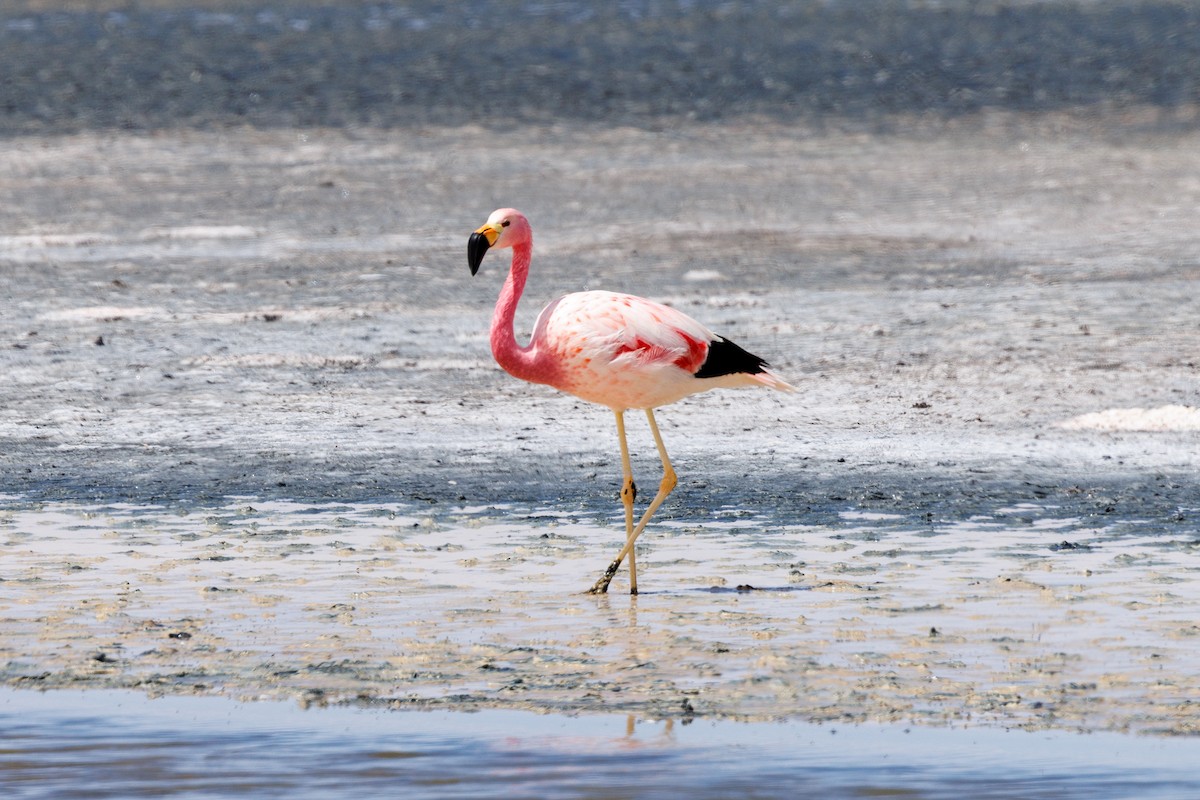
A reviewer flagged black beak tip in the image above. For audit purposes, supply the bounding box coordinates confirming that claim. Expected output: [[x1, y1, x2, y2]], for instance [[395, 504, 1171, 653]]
[[468, 232, 490, 276]]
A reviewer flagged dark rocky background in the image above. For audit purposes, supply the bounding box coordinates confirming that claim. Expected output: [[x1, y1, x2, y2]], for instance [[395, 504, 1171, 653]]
[[1, 1, 1198, 135]]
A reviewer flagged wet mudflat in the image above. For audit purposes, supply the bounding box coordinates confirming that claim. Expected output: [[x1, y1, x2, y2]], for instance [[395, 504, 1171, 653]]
[[2, 494, 1200, 738], [1, 120, 1199, 743], [2, 2, 1200, 795], [1, 116, 1198, 795]]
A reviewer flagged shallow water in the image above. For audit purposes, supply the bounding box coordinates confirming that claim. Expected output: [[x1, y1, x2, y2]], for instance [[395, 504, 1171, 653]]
[[3, 687, 1199, 800], [2, 497, 1199, 736]]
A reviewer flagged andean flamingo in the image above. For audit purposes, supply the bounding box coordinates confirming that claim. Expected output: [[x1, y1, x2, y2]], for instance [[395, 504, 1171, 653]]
[[468, 208, 793, 594]]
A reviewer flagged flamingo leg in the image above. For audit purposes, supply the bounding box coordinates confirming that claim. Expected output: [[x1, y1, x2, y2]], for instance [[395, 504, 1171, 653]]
[[588, 409, 677, 595], [588, 410, 638, 594], [615, 410, 638, 594]]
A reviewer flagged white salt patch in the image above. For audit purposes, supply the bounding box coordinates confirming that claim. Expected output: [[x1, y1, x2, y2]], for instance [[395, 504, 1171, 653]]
[[38, 305, 165, 322], [376, 357, 490, 371], [0, 233, 116, 247], [193, 307, 376, 325], [182, 354, 363, 368], [683, 269, 725, 282], [139, 226, 259, 240], [1060, 405, 1200, 432]]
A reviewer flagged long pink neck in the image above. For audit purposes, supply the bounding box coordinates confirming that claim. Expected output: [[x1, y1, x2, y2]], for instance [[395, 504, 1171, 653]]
[[490, 242, 553, 385]]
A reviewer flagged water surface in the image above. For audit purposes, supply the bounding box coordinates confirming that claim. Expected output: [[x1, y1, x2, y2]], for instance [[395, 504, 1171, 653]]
[[3, 687, 1198, 799]]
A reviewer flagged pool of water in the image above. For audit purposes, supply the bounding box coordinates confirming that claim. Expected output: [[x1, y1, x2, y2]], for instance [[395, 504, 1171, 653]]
[[2, 687, 1197, 799]]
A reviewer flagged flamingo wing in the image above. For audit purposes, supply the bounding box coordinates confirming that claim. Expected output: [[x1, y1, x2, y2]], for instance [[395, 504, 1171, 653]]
[[538, 291, 711, 372], [606, 295, 714, 374], [560, 292, 777, 381]]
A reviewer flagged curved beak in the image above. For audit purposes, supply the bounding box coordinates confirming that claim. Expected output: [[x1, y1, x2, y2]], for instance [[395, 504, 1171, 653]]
[[468, 223, 500, 276]]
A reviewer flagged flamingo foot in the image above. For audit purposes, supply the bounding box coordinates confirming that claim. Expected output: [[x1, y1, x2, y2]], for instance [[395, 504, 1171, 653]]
[[586, 560, 622, 594]]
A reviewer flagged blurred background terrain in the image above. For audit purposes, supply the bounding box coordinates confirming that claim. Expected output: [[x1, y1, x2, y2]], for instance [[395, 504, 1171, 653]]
[[1, 0, 1198, 134]]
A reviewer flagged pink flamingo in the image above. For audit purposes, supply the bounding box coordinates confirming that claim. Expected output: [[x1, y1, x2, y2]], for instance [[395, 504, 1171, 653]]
[[468, 208, 793, 594]]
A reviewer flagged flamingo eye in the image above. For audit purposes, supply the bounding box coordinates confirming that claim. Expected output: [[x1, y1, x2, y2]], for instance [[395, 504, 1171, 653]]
[[501, 220, 510, 228]]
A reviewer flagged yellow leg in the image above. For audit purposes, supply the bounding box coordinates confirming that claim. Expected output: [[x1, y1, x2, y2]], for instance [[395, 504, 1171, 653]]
[[589, 410, 637, 594], [616, 410, 639, 593], [588, 409, 677, 595]]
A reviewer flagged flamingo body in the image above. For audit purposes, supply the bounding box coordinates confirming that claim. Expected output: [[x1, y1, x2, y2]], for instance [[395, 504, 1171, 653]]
[[468, 208, 792, 593], [518, 289, 788, 411]]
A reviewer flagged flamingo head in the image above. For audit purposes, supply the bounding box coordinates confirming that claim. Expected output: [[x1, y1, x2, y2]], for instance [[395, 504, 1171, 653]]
[[468, 208, 531, 275]]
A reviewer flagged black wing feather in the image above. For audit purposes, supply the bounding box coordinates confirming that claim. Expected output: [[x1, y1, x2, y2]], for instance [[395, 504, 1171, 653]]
[[694, 337, 769, 379]]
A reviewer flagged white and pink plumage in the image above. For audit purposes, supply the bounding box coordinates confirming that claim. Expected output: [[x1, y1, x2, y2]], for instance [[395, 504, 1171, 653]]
[[468, 208, 793, 594]]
